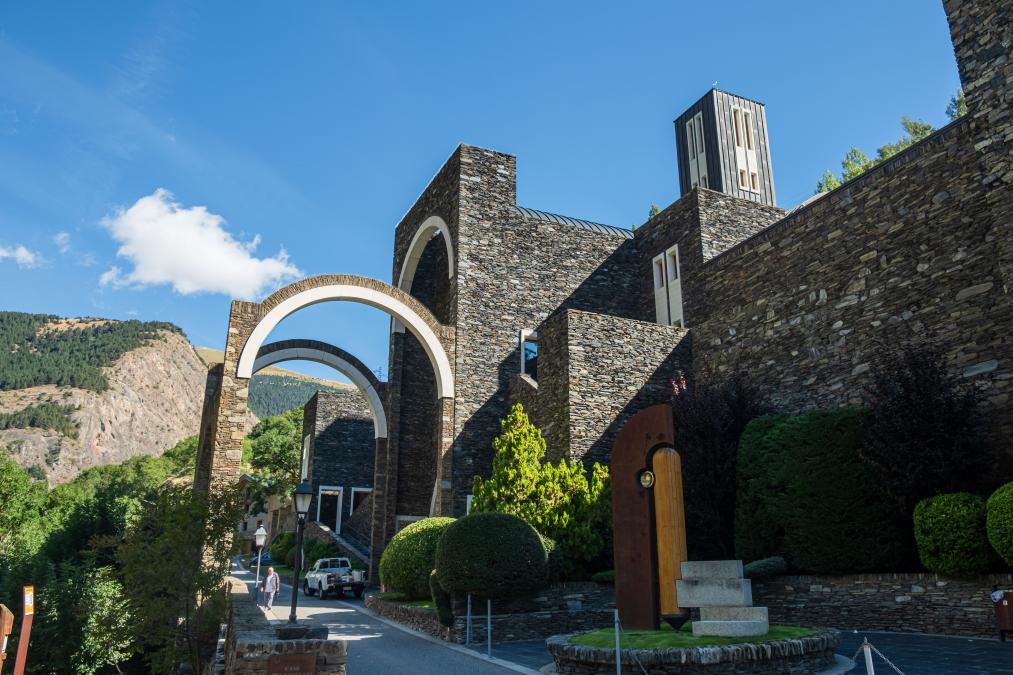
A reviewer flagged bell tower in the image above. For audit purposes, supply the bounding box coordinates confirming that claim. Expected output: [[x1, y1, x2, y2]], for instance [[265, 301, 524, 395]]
[[674, 88, 777, 207]]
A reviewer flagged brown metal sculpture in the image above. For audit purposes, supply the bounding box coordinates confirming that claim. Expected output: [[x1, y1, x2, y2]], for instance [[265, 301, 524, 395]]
[[611, 404, 689, 630]]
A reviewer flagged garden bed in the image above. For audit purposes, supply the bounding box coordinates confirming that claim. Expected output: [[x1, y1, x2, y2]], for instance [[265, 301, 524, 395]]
[[547, 625, 840, 675]]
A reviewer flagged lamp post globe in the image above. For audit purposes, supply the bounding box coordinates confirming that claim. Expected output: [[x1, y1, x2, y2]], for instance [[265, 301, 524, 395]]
[[254, 526, 267, 550], [289, 480, 314, 624]]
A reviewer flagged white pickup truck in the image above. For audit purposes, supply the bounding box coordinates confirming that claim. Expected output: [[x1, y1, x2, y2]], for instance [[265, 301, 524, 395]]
[[302, 557, 365, 599]]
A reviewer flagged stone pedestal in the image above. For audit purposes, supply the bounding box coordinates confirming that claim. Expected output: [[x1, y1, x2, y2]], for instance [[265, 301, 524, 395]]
[[676, 560, 769, 637]]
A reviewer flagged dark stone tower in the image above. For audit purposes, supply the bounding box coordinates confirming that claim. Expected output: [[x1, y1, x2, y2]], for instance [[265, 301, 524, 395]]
[[674, 89, 777, 206]]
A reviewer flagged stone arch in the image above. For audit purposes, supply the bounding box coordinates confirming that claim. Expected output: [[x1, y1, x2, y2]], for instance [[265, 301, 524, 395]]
[[397, 214, 454, 291], [254, 339, 388, 438], [237, 274, 454, 399], [393, 215, 454, 333]]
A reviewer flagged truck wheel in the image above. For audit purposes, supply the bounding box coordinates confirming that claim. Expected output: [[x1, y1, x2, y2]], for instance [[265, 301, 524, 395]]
[[319, 582, 328, 599], [303, 581, 314, 597]]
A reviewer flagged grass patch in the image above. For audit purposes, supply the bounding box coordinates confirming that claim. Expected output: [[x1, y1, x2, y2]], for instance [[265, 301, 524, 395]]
[[570, 623, 815, 649], [373, 591, 433, 608]]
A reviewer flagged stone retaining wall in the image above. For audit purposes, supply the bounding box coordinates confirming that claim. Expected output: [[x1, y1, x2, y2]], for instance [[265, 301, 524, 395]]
[[546, 630, 839, 675], [753, 573, 1013, 638], [222, 576, 346, 674], [364, 594, 455, 641]]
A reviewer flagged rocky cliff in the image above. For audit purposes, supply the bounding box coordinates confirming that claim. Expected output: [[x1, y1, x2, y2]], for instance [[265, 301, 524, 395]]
[[0, 329, 206, 485]]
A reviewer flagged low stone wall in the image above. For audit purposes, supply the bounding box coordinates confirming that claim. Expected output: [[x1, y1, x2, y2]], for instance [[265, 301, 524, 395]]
[[364, 594, 455, 642], [753, 573, 1013, 638], [450, 583, 617, 643], [222, 576, 347, 674], [547, 630, 840, 675]]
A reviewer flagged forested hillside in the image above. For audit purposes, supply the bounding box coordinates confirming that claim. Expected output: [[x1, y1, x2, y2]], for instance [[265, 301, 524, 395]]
[[0, 312, 181, 391], [248, 374, 351, 418]]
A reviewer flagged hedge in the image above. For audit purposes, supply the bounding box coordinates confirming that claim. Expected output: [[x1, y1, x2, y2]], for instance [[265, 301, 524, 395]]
[[379, 517, 455, 599], [743, 556, 787, 580], [914, 492, 995, 577], [735, 409, 909, 573], [270, 531, 295, 562], [987, 482, 1013, 567], [435, 512, 548, 599]]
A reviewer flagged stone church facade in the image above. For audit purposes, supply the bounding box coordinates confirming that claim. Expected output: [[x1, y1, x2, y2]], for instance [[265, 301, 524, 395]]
[[197, 0, 1012, 574]]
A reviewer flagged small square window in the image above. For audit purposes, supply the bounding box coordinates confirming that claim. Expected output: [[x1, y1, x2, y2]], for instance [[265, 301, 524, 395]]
[[750, 172, 759, 191], [739, 169, 748, 189], [700, 175, 708, 189]]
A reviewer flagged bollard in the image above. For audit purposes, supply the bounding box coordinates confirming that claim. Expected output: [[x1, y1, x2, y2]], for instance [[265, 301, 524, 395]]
[[466, 594, 472, 645], [486, 599, 492, 658], [614, 609, 622, 675], [863, 638, 876, 675]]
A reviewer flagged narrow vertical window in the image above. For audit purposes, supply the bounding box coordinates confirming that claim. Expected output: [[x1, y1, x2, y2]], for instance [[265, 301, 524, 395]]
[[696, 118, 704, 155], [653, 258, 665, 289], [687, 120, 696, 159], [733, 109, 743, 147], [739, 169, 748, 189], [744, 111, 755, 150]]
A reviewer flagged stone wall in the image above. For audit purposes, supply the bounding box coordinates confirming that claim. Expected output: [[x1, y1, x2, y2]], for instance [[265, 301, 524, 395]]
[[222, 576, 346, 674], [450, 582, 616, 643], [547, 630, 839, 675], [689, 115, 1012, 445], [364, 594, 454, 642], [753, 572, 1013, 638], [304, 390, 375, 530], [516, 309, 689, 464]]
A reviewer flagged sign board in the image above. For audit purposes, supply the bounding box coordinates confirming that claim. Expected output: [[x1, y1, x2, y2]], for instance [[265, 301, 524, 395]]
[[21, 589, 33, 617], [266, 653, 315, 675]]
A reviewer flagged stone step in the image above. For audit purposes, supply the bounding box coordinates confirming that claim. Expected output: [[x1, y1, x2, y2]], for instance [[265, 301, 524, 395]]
[[680, 560, 744, 580], [692, 619, 770, 637], [676, 578, 753, 607], [699, 606, 768, 622]]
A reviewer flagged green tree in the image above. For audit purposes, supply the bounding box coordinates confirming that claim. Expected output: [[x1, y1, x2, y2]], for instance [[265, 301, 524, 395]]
[[471, 404, 610, 577], [118, 485, 241, 673], [648, 203, 660, 219], [946, 89, 967, 121], [0, 453, 46, 561]]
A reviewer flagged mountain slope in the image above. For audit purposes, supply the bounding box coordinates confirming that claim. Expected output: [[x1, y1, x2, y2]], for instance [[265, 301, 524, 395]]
[[0, 325, 206, 485]]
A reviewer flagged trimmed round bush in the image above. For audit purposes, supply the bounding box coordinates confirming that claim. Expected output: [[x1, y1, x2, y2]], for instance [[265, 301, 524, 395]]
[[987, 482, 1013, 568], [379, 517, 455, 599], [743, 556, 787, 580], [436, 512, 548, 599], [539, 534, 563, 584], [914, 492, 995, 577]]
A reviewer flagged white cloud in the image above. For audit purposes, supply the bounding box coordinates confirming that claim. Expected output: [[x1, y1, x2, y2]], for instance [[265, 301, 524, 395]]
[[0, 245, 41, 268], [99, 189, 301, 299], [53, 231, 71, 253]]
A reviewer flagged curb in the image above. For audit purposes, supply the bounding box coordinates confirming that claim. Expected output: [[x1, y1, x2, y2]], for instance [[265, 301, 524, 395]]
[[336, 599, 545, 675]]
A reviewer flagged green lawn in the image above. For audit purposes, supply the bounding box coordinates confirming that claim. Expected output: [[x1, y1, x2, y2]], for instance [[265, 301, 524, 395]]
[[372, 591, 434, 609], [570, 623, 815, 649]]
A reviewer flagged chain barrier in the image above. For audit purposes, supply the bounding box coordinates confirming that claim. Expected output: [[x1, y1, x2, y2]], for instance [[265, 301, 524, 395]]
[[850, 637, 906, 675]]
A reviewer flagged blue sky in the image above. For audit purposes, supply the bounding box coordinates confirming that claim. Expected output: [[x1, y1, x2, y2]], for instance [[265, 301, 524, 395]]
[[0, 1, 961, 382]]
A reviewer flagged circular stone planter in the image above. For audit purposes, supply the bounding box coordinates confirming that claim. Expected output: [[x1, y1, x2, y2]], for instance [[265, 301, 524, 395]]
[[546, 629, 840, 675]]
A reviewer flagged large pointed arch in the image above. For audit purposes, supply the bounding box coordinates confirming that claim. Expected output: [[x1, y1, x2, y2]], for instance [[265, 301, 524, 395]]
[[397, 215, 454, 291], [253, 339, 388, 438]]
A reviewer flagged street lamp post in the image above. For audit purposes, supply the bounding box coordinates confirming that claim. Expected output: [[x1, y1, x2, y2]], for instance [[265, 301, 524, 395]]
[[253, 526, 267, 605], [289, 480, 314, 625]]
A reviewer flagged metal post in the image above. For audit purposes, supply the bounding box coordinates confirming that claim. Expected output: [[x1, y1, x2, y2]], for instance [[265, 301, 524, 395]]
[[486, 599, 492, 658], [289, 516, 306, 624], [614, 609, 622, 675], [254, 546, 263, 605], [466, 594, 472, 645], [863, 638, 876, 675]]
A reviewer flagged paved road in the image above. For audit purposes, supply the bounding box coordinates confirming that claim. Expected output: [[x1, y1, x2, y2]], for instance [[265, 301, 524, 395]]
[[233, 565, 523, 675], [838, 631, 1013, 675]]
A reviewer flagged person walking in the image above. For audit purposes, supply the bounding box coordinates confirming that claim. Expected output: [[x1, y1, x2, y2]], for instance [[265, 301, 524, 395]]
[[262, 566, 281, 609]]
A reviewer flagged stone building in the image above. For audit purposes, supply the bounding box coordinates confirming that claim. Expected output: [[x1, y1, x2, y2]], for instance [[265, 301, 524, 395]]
[[196, 0, 1012, 574]]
